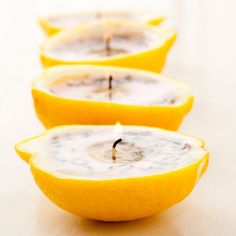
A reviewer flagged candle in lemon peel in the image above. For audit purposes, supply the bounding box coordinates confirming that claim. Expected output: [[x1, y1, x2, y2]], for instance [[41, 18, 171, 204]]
[[15, 125, 209, 221]]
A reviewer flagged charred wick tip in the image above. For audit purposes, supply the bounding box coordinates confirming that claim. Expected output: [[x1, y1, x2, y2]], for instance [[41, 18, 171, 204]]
[[112, 138, 122, 161], [108, 75, 113, 90], [112, 138, 122, 149]]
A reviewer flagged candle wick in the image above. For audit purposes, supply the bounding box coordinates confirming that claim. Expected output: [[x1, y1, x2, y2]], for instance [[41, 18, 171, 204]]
[[103, 32, 112, 55], [112, 138, 122, 161], [108, 74, 113, 101], [108, 75, 113, 90]]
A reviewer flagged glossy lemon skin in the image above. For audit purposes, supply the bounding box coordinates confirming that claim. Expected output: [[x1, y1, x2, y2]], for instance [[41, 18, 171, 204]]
[[32, 158, 208, 222], [15, 127, 209, 222]]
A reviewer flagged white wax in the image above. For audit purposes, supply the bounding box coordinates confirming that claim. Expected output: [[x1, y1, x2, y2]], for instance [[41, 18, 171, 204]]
[[29, 126, 206, 180], [47, 11, 135, 28], [44, 21, 159, 60], [44, 10, 159, 28], [48, 72, 178, 105]]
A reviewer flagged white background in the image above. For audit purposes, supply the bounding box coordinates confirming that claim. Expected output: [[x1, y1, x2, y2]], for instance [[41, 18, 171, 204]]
[[0, 0, 236, 235]]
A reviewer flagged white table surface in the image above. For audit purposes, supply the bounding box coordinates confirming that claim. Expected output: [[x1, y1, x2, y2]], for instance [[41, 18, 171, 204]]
[[0, 0, 236, 235]]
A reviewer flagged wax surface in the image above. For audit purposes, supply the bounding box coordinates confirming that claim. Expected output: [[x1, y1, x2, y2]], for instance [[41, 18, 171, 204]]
[[46, 22, 158, 60], [47, 12, 135, 27], [48, 72, 178, 105], [31, 126, 205, 180]]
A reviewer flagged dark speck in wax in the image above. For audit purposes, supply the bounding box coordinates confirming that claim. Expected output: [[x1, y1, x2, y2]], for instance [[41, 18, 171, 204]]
[[124, 75, 132, 81], [173, 141, 181, 145], [49, 88, 55, 93], [52, 135, 59, 140], [182, 143, 191, 150], [94, 77, 106, 83]]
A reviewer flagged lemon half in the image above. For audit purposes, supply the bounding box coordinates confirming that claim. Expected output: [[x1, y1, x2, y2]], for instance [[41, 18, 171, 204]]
[[15, 125, 208, 222], [32, 65, 193, 129], [40, 20, 176, 72]]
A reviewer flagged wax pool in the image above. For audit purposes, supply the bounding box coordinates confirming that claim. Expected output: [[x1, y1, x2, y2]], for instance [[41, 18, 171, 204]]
[[32, 65, 193, 129], [39, 11, 164, 37], [43, 10, 162, 29], [43, 21, 159, 60], [48, 72, 178, 105], [27, 126, 205, 180]]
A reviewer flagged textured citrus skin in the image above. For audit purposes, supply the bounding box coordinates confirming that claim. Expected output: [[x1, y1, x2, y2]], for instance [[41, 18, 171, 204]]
[[40, 25, 176, 73], [33, 88, 193, 130], [39, 15, 165, 36], [32, 65, 193, 129], [15, 127, 209, 222]]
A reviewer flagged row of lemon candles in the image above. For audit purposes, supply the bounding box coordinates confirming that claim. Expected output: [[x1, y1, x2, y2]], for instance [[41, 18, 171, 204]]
[[15, 10, 209, 222]]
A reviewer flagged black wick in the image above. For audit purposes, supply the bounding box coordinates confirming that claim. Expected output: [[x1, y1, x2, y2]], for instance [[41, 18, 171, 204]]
[[112, 138, 122, 161], [108, 74, 113, 101], [108, 75, 113, 90]]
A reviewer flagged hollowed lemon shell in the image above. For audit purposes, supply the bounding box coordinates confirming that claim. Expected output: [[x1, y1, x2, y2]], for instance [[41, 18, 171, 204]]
[[40, 22, 176, 73], [15, 126, 209, 222], [32, 65, 193, 130]]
